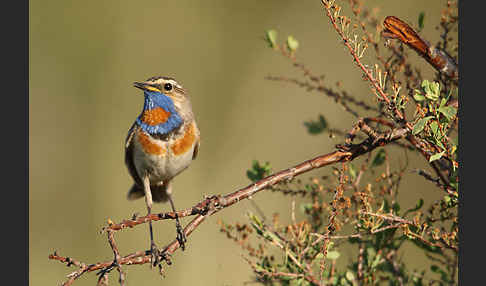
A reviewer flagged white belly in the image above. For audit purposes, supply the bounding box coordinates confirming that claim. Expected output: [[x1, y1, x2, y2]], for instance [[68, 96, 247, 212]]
[[132, 123, 198, 184]]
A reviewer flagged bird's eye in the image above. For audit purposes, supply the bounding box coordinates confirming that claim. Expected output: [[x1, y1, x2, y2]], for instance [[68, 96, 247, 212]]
[[164, 83, 173, 91]]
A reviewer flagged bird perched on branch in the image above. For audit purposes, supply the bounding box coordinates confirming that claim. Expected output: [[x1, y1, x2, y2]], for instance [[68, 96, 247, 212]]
[[124, 76, 200, 265]]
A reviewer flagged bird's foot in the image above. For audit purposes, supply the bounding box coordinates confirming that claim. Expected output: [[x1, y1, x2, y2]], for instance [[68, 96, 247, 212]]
[[150, 241, 161, 268], [175, 222, 187, 251]]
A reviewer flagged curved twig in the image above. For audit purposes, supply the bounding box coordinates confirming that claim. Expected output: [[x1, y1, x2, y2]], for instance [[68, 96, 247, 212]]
[[49, 124, 409, 285]]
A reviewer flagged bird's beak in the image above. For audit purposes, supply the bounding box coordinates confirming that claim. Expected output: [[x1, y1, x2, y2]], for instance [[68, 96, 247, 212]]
[[133, 82, 161, 93]]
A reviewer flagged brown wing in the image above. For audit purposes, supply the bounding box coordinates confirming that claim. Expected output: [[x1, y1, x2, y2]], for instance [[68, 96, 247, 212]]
[[192, 139, 200, 160], [125, 122, 143, 187]]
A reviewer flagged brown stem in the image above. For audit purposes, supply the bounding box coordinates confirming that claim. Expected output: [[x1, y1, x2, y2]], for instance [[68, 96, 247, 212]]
[[49, 125, 410, 284]]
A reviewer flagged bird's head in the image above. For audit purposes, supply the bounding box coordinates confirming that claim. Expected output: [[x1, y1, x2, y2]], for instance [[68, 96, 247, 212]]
[[134, 76, 188, 106], [134, 76, 190, 134]]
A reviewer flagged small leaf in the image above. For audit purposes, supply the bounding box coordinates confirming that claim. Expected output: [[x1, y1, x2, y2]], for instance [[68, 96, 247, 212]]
[[247, 160, 272, 182], [425, 81, 440, 101], [435, 140, 445, 151], [345, 271, 355, 282], [371, 254, 382, 269], [300, 203, 313, 214], [286, 35, 299, 52], [366, 247, 376, 262], [430, 81, 440, 95], [429, 151, 445, 162], [326, 251, 340, 260], [412, 116, 433, 135], [438, 105, 457, 121], [392, 202, 401, 213], [418, 12, 425, 30], [440, 97, 447, 108], [404, 198, 424, 216], [413, 91, 426, 101], [421, 79, 430, 89], [315, 253, 324, 259], [253, 263, 266, 273], [348, 164, 357, 181], [279, 275, 295, 281], [326, 241, 335, 252], [304, 115, 328, 134], [429, 121, 439, 138], [412, 198, 424, 211], [425, 91, 439, 101], [248, 212, 264, 229], [265, 29, 278, 48], [371, 149, 386, 168]]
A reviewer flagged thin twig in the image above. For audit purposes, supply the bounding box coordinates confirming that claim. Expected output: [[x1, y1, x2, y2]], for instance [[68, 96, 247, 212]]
[[50, 124, 410, 284]]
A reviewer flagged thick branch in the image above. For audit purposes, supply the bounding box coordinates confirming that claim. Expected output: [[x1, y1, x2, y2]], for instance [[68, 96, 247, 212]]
[[382, 16, 458, 80], [50, 125, 410, 283]]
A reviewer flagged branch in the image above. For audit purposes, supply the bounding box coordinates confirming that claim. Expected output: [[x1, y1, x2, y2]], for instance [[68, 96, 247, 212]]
[[382, 16, 458, 81], [49, 124, 410, 285], [321, 0, 410, 128]]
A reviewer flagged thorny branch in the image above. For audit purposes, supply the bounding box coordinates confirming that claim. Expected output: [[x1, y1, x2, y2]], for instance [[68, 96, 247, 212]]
[[321, 0, 457, 190], [321, 0, 409, 128], [50, 2, 458, 285], [49, 122, 410, 285]]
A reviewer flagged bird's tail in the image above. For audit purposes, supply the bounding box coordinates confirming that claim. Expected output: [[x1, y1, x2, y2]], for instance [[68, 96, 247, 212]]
[[127, 181, 172, 203]]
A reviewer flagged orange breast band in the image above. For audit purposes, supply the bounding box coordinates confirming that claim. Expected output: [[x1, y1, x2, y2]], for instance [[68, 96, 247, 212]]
[[137, 131, 166, 155], [171, 123, 196, 155], [140, 107, 171, 126]]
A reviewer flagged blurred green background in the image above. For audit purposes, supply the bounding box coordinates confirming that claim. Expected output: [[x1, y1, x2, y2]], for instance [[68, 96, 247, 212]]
[[30, 1, 448, 285]]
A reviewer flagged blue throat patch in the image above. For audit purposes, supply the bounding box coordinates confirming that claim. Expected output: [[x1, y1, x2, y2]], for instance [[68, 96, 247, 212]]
[[136, 91, 183, 135]]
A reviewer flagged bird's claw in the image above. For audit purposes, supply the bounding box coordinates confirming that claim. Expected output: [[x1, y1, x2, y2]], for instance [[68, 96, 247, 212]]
[[176, 224, 187, 251], [150, 242, 161, 268]]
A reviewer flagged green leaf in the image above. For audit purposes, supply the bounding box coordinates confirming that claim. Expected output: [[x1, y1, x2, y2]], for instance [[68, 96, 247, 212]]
[[286, 35, 299, 52], [304, 115, 328, 134], [315, 253, 324, 259], [421, 79, 430, 89], [413, 91, 426, 101], [438, 105, 457, 121], [429, 151, 445, 162], [403, 198, 424, 217], [247, 160, 272, 182], [248, 212, 265, 236], [371, 149, 386, 168], [444, 195, 451, 205], [421, 80, 440, 101], [418, 12, 425, 30], [366, 247, 376, 262], [253, 263, 266, 273], [412, 116, 433, 135], [371, 253, 382, 269], [429, 121, 439, 138], [326, 250, 340, 260], [430, 265, 450, 282], [426, 82, 440, 101], [439, 97, 447, 108], [345, 271, 355, 282], [348, 164, 357, 181], [392, 202, 401, 213], [300, 203, 313, 214], [326, 241, 335, 252], [411, 198, 424, 212], [265, 29, 278, 48], [279, 275, 295, 281]]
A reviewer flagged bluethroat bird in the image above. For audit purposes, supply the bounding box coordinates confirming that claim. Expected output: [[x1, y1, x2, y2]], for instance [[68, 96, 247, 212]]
[[125, 76, 200, 265]]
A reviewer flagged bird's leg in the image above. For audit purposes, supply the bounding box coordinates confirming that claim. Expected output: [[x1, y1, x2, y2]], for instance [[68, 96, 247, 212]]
[[143, 176, 159, 267], [167, 191, 187, 251]]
